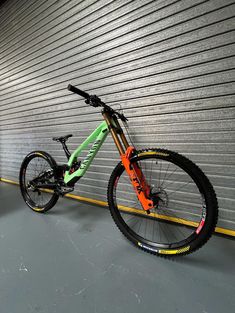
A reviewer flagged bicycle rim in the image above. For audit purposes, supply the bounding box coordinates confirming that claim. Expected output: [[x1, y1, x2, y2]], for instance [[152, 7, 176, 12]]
[[110, 152, 210, 251], [22, 155, 56, 209]]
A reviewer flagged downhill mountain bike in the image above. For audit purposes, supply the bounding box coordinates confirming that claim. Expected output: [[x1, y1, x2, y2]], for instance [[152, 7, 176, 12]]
[[19, 84, 218, 256]]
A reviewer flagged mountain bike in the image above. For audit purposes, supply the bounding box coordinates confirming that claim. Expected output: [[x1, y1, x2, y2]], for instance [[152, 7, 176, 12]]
[[19, 84, 218, 256]]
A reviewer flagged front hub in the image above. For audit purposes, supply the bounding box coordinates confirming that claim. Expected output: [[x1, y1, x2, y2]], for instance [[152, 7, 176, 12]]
[[150, 186, 169, 209]]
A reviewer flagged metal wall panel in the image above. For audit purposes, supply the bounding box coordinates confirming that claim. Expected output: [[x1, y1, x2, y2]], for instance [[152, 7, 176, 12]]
[[0, 0, 234, 230]]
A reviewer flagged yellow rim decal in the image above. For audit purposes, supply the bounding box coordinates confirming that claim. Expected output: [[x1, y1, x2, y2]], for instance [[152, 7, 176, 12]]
[[32, 207, 44, 212], [35, 152, 45, 157], [138, 152, 169, 157], [138, 242, 190, 254], [159, 246, 190, 255]]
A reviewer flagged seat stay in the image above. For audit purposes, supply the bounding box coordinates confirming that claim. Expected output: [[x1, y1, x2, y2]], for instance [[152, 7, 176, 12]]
[[64, 121, 109, 186]]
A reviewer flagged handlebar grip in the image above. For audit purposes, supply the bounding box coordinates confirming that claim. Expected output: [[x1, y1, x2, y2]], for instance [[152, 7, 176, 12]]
[[68, 84, 90, 99]]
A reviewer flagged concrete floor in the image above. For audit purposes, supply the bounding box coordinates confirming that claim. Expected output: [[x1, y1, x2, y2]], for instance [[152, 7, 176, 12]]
[[0, 182, 234, 313]]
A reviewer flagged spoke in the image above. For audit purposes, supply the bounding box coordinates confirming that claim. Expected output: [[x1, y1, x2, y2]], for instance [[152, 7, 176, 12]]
[[39, 158, 44, 174], [152, 218, 155, 241], [160, 221, 171, 243], [148, 159, 154, 185], [41, 192, 44, 207], [159, 216, 181, 244], [115, 155, 202, 247], [157, 206, 193, 239], [163, 177, 190, 194], [32, 191, 36, 204], [156, 206, 187, 240], [137, 216, 142, 234], [34, 161, 37, 178], [24, 156, 54, 208], [144, 216, 148, 239], [126, 215, 141, 230], [42, 160, 48, 173], [160, 162, 171, 187], [160, 166, 178, 189], [167, 180, 192, 197], [158, 160, 162, 186]]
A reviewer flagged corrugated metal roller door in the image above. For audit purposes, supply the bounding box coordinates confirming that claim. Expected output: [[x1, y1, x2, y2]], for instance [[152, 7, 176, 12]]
[[0, 0, 234, 230]]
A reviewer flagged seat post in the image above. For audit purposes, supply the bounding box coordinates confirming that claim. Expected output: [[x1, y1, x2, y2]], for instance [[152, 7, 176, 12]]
[[52, 134, 73, 160], [61, 141, 71, 160]]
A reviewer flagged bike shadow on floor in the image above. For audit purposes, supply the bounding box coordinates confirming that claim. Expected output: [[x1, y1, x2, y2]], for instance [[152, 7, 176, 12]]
[[48, 195, 109, 223]]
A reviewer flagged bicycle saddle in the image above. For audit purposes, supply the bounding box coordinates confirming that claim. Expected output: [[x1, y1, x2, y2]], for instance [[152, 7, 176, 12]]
[[52, 134, 73, 143]]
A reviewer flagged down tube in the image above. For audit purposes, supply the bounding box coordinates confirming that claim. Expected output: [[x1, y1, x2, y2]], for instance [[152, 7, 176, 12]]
[[64, 121, 109, 185]]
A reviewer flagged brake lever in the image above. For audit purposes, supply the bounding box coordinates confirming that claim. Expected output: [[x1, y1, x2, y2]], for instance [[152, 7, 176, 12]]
[[85, 95, 102, 107], [117, 112, 128, 122], [85, 95, 127, 121]]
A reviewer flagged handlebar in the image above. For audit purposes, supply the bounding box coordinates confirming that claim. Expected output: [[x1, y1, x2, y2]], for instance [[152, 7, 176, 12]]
[[68, 84, 89, 99], [67, 84, 127, 122]]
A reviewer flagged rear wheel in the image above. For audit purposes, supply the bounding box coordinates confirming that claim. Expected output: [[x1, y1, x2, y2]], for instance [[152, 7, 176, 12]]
[[19, 151, 59, 213], [108, 149, 218, 256]]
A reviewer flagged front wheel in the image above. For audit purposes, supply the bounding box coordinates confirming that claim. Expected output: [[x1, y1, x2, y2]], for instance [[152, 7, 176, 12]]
[[108, 149, 218, 256], [19, 151, 59, 213]]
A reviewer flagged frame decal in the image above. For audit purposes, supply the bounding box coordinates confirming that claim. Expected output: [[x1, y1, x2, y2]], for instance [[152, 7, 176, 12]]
[[64, 121, 109, 184]]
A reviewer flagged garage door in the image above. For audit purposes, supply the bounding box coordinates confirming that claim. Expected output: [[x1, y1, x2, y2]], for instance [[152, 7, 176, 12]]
[[0, 0, 234, 231]]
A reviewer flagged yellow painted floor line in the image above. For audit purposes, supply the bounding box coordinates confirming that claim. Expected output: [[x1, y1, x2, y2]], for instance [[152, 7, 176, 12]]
[[65, 192, 108, 207], [1, 177, 235, 237], [0, 177, 19, 185], [214, 227, 235, 237]]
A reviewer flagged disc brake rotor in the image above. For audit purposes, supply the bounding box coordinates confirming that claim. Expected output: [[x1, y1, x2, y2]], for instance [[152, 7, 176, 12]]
[[150, 186, 169, 208]]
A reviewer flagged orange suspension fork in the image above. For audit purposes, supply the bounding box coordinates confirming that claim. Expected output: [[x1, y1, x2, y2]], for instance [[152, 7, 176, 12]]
[[121, 147, 154, 211], [103, 112, 154, 211]]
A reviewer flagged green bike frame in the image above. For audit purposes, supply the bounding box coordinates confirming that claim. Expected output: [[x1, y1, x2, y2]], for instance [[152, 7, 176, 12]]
[[64, 121, 109, 185]]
